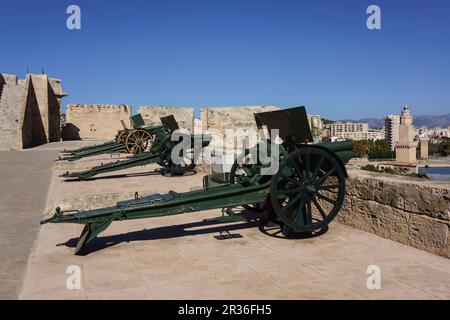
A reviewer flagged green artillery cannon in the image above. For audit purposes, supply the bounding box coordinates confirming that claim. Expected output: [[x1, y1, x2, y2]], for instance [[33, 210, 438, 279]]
[[59, 114, 164, 161], [61, 115, 212, 180], [42, 106, 353, 254]]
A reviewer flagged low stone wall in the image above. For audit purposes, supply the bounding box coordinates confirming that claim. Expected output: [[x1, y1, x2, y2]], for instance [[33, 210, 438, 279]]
[[138, 106, 194, 132], [64, 104, 131, 140], [200, 106, 280, 147], [200, 106, 279, 132], [340, 169, 450, 258]]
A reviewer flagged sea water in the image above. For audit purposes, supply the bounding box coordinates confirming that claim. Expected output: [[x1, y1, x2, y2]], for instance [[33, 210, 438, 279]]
[[418, 167, 450, 181]]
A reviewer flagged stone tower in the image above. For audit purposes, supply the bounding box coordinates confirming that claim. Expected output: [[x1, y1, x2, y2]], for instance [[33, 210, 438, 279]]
[[0, 73, 67, 151], [419, 138, 429, 159], [395, 106, 417, 164]]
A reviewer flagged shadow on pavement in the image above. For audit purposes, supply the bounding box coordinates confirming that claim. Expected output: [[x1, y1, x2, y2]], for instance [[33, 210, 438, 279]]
[[60, 213, 260, 255], [58, 207, 329, 255]]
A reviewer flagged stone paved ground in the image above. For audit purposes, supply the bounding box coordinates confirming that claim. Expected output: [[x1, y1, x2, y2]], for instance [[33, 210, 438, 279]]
[[17, 142, 450, 299], [0, 150, 57, 299]]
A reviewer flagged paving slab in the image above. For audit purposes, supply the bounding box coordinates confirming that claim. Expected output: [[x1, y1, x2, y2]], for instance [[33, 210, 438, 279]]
[[0, 150, 57, 299]]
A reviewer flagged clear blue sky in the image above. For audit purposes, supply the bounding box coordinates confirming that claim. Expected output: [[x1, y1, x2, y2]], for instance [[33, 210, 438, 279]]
[[1, 0, 449, 119]]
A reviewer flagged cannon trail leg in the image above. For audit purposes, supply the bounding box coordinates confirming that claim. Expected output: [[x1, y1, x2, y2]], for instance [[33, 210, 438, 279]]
[[75, 224, 91, 255], [74, 216, 117, 254]]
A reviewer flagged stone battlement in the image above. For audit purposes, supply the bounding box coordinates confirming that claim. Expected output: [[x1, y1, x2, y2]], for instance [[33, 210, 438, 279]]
[[67, 104, 131, 112], [138, 106, 194, 132], [340, 168, 450, 258], [0, 73, 66, 151], [200, 105, 279, 132], [64, 104, 131, 140]]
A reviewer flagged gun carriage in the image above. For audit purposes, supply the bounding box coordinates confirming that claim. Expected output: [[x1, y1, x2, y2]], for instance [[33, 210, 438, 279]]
[[42, 106, 353, 254], [61, 115, 212, 180], [59, 114, 164, 161]]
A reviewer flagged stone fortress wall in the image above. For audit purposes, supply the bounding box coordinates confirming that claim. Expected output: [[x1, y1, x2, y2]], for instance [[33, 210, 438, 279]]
[[0, 73, 66, 151], [64, 104, 131, 140], [341, 169, 449, 258], [0, 74, 26, 151], [199, 106, 280, 172], [200, 105, 280, 146], [61, 105, 277, 142], [138, 106, 194, 132], [62, 105, 195, 141], [47, 78, 65, 142]]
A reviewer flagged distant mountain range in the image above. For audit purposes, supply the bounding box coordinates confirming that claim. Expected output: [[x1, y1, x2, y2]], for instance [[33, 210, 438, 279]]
[[337, 114, 450, 129]]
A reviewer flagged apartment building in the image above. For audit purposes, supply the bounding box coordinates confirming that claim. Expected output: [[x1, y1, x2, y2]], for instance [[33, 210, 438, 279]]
[[330, 122, 369, 141]]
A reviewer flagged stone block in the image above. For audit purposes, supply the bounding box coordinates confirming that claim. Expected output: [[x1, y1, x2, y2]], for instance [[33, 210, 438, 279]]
[[339, 171, 450, 258]]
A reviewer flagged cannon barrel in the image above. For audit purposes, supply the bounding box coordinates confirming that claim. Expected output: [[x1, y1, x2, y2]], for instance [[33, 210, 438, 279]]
[[61, 139, 119, 155], [62, 152, 162, 180], [58, 142, 126, 161], [319, 140, 352, 153]]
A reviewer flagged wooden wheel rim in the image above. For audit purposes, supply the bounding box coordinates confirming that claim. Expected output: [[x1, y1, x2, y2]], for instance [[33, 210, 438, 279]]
[[125, 130, 154, 154]]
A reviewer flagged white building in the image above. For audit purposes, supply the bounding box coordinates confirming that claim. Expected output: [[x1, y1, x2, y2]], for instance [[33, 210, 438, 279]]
[[366, 129, 385, 141], [430, 127, 450, 138], [414, 126, 429, 138], [329, 122, 369, 141]]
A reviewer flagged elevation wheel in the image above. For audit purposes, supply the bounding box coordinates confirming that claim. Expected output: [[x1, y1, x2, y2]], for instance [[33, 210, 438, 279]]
[[229, 159, 265, 212], [116, 130, 128, 144], [270, 146, 345, 234]]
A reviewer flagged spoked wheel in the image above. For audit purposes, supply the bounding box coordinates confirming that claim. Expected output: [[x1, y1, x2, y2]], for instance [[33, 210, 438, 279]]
[[125, 129, 155, 154], [229, 159, 265, 212], [116, 130, 128, 144], [270, 146, 346, 237]]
